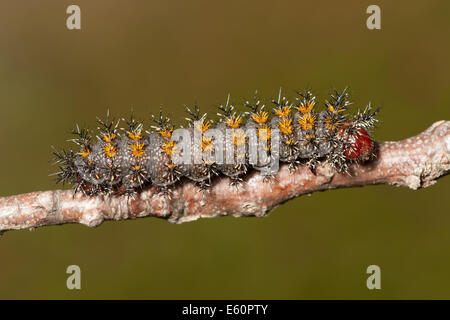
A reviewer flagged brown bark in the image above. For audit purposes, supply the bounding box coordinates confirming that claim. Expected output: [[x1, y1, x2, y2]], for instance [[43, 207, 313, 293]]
[[0, 121, 448, 234]]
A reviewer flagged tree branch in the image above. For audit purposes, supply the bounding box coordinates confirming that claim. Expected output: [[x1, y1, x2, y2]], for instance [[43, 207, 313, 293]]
[[1, 121, 448, 234]]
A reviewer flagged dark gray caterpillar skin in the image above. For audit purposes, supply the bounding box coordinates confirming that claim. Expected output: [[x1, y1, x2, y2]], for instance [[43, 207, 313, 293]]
[[293, 92, 320, 162], [184, 126, 215, 185], [243, 94, 280, 178], [53, 88, 379, 196], [146, 132, 171, 187], [270, 95, 300, 169], [215, 122, 247, 180], [177, 105, 220, 187], [215, 99, 248, 183], [270, 116, 299, 164]]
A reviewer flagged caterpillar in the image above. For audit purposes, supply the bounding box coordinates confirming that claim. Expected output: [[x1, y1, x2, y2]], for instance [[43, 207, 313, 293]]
[[52, 88, 379, 197]]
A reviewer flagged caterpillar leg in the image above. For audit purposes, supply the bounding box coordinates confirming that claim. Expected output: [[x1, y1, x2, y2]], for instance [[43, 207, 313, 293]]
[[158, 186, 174, 200], [229, 176, 244, 189]]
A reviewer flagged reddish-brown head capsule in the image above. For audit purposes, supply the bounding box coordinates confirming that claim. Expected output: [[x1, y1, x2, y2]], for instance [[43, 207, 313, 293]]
[[339, 123, 375, 161]]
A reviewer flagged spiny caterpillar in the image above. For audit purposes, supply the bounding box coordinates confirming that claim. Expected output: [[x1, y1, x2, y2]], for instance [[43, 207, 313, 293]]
[[53, 88, 379, 196]]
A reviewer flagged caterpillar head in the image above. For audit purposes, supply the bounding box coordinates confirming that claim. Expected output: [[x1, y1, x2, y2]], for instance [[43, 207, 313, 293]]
[[338, 123, 375, 161]]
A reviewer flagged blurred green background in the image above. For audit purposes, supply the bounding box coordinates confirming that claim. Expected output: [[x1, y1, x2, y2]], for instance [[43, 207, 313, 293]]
[[0, 0, 449, 299]]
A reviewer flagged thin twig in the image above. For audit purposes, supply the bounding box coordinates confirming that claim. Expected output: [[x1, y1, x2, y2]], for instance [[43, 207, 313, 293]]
[[0, 121, 448, 234]]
